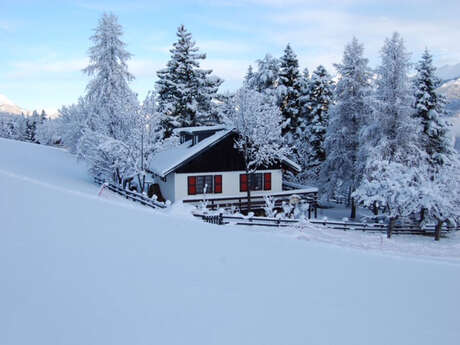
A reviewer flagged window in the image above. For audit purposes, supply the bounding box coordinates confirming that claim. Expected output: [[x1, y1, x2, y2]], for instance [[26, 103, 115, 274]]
[[240, 172, 272, 192], [250, 173, 263, 191], [188, 175, 222, 195]]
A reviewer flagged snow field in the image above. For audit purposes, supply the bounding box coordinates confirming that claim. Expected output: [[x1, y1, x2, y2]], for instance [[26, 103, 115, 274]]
[[1, 138, 460, 345]]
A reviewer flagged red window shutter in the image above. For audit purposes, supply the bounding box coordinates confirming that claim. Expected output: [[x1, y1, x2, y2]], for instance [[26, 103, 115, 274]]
[[240, 174, 248, 192], [188, 176, 196, 195], [264, 173, 271, 190], [214, 175, 222, 193]]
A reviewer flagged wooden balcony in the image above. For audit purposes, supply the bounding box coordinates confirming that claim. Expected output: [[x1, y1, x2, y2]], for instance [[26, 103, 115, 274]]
[[182, 186, 318, 213]]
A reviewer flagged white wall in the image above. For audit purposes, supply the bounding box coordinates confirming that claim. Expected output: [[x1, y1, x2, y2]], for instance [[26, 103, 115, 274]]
[[156, 172, 175, 203], [174, 169, 282, 201]]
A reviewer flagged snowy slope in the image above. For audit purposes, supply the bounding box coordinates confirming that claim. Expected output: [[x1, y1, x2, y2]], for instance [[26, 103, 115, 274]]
[[1, 138, 460, 345]]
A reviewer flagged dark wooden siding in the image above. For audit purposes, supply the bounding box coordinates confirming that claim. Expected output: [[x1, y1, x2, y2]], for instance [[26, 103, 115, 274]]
[[175, 133, 282, 174]]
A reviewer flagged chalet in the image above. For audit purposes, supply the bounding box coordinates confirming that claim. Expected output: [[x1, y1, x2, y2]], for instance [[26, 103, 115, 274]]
[[147, 125, 318, 210]]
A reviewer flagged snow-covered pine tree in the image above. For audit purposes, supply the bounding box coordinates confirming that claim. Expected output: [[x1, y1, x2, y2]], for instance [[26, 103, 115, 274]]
[[299, 65, 334, 181], [156, 25, 223, 137], [251, 54, 280, 97], [413, 49, 455, 171], [244, 65, 256, 88], [412, 49, 459, 232], [296, 68, 310, 137], [25, 110, 40, 142], [83, 12, 139, 142], [320, 38, 372, 218], [223, 87, 290, 212], [278, 44, 302, 139], [40, 110, 47, 124], [354, 32, 421, 235]]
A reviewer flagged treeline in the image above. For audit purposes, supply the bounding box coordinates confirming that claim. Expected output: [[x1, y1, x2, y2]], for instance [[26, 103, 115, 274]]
[[0, 110, 61, 145], [241, 34, 458, 236]]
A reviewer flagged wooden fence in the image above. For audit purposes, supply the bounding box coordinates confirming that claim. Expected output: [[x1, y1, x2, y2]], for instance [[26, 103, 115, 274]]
[[94, 177, 166, 209], [195, 212, 459, 236], [183, 189, 318, 214]]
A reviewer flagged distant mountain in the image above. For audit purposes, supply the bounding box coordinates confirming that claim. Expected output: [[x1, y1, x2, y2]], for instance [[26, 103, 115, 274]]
[[436, 63, 460, 82], [438, 78, 460, 114], [0, 94, 59, 118], [0, 94, 30, 115]]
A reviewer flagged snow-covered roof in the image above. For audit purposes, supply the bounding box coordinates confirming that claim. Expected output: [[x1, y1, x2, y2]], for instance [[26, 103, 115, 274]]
[[172, 125, 227, 135], [282, 157, 301, 173], [149, 129, 234, 177], [149, 127, 302, 177]]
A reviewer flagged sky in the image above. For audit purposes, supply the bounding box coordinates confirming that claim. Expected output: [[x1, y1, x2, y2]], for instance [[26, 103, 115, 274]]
[[1, 0, 460, 113]]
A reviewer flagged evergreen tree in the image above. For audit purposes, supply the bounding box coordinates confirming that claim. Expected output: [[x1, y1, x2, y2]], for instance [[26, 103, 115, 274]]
[[26, 110, 40, 142], [299, 65, 334, 180], [278, 44, 302, 138], [297, 68, 310, 136], [252, 54, 280, 96], [156, 25, 223, 137], [244, 65, 255, 88], [320, 38, 372, 218], [40, 110, 47, 124], [413, 49, 455, 171], [83, 12, 139, 142], [354, 33, 421, 234]]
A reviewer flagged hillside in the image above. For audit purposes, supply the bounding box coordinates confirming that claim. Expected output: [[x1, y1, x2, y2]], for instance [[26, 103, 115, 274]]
[[1, 138, 460, 345]]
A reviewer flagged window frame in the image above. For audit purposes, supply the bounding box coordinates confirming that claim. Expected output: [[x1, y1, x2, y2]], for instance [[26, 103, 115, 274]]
[[188, 174, 222, 195], [240, 172, 272, 192]]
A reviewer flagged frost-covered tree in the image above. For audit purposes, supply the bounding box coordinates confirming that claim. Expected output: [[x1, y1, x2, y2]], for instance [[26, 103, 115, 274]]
[[251, 54, 280, 97], [244, 65, 256, 89], [11, 114, 28, 141], [77, 130, 138, 184], [58, 98, 91, 154], [320, 38, 372, 218], [0, 113, 18, 139], [354, 160, 423, 237], [156, 25, 223, 137], [299, 65, 334, 181], [296, 68, 310, 136], [83, 13, 139, 141], [25, 110, 40, 142], [355, 33, 420, 232], [413, 49, 455, 171], [224, 87, 290, 212], [40, 110, 47, 123], [36, 118, 61, 145], [418, 161, 459, 240], [278, 44, 302, 139]]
